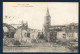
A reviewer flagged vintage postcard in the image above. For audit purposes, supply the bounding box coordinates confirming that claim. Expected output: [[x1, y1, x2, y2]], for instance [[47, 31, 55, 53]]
[[3, 2, 78, 53]]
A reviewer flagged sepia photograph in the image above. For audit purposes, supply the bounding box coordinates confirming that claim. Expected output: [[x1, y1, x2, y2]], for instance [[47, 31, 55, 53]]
[[3, 2, 78, 53]]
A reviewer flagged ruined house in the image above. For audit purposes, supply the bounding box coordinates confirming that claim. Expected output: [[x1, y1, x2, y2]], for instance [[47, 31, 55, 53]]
[[3, 23, 16, 38], [14, 22, 40, 43]]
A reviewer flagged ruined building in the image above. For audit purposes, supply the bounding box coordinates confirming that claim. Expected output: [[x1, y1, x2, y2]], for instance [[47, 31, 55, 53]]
[[43, 8, 78, 42]]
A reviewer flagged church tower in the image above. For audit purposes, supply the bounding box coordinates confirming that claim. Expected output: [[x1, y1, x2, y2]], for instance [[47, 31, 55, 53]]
[[44, 7, 51, 41], [45, 7, 51, 27]]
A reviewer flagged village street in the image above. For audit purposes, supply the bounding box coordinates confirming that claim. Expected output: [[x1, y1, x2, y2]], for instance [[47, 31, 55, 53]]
[[3, 42, 72, 53]]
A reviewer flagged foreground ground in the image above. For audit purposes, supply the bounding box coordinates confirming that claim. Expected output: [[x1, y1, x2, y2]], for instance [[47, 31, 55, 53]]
[[3, 42, 74, 53]]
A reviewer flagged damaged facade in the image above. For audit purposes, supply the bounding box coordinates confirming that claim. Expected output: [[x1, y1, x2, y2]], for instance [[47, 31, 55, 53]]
[[43, 8, 78, 42]]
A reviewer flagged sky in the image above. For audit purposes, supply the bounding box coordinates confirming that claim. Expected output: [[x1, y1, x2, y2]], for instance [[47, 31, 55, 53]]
[[3, 2, 78, 30]]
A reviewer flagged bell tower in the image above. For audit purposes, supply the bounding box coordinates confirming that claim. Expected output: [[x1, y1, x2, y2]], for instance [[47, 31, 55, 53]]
[[45, 7, 51, 27], [44, 7, 51, 41]]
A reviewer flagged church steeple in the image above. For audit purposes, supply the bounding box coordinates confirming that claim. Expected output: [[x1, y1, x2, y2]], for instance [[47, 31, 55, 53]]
[[45, 7, 51, 26], [43, 7, 51, 42], [46, 7, 50, 17]]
